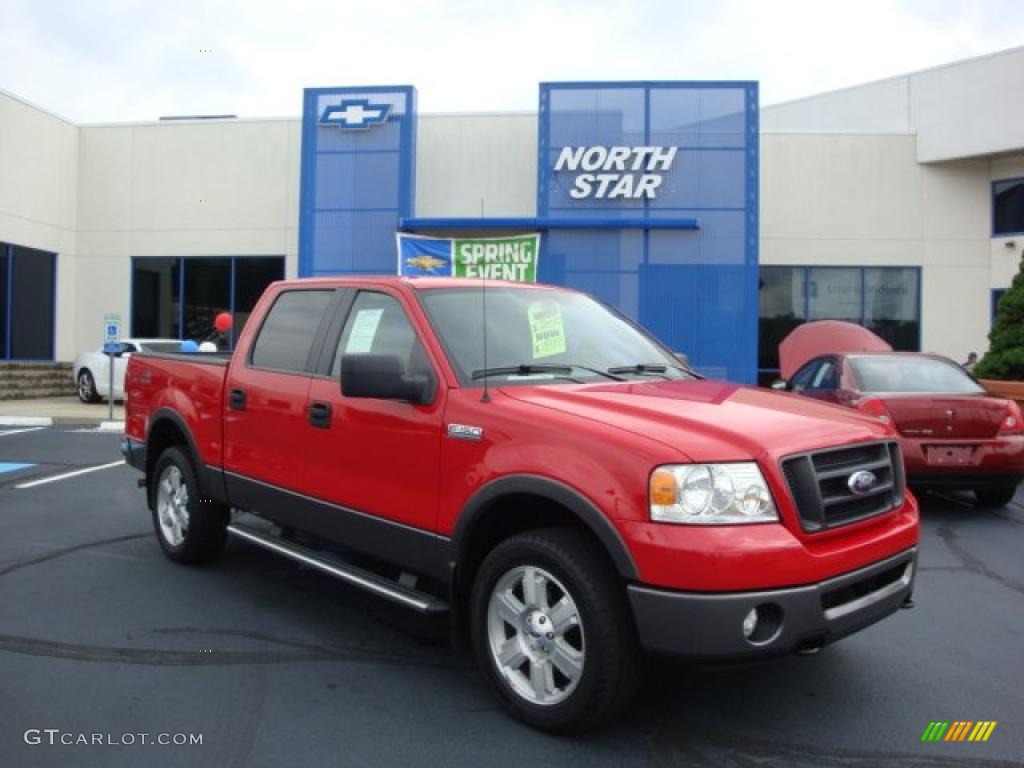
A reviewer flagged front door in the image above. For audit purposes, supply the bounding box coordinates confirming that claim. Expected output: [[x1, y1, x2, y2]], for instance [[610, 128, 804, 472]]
[[304, 289, 444, 533]]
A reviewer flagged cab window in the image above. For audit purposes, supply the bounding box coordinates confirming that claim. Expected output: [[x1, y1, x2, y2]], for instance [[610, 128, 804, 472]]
[[331, 292, 431, 379]]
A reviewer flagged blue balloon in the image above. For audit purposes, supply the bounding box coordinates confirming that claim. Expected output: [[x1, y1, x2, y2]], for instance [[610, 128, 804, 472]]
[[180, 340, 199, 353]]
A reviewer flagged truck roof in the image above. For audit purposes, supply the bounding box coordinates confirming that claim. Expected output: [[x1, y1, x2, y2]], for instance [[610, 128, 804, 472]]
[[267, 276, 572, 292]]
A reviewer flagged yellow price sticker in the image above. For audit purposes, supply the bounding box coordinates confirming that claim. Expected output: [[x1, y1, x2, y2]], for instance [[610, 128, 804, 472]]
[[528, 301, 567, 359]]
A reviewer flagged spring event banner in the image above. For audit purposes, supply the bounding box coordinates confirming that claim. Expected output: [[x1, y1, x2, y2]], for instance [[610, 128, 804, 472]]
[[396, 233, 540, 282]]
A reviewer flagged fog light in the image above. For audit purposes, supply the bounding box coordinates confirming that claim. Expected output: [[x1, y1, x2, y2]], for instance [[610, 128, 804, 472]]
[[742, 608, 758, 639]]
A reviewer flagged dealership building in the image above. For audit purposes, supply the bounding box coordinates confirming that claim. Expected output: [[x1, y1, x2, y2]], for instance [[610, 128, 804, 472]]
[[1, 46, 1023, 385]]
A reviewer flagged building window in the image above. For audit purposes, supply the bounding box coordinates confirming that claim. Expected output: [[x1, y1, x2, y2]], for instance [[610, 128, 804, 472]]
[[992, 289, 1007, 328], [994, 178, 1024, 236], [131, 256, 284, 348], [0, 243, 57, 360], [758, 266, 920, 384]]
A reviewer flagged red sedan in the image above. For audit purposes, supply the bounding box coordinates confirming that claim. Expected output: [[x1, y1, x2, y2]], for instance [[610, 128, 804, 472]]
[[778, 352, 1024, 506]]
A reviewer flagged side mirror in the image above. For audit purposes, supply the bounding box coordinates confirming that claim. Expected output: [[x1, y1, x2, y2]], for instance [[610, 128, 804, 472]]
[[771, 379, 788, 391], [341, 354, 434, 405], [674, 352, 690, 367]]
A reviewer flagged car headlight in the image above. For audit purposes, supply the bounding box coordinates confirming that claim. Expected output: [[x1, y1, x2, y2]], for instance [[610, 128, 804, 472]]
[[649, 463, 778, 524]]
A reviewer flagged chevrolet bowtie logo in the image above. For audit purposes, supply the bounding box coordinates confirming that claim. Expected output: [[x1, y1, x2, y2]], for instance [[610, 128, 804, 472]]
[[320, 99, 391, 129]]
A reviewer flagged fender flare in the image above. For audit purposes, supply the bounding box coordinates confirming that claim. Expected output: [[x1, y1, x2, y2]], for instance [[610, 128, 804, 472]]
[[451, 475, 638, 581], [146, 408, 225, 502]]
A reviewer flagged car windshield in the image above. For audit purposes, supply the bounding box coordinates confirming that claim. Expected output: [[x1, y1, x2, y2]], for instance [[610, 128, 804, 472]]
[[138, 342, 186, 353], [418, 286, 694, 386], [850, 355, 984, 394]]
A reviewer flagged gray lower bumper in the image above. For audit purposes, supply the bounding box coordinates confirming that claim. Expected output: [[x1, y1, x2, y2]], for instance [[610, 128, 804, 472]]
[[628, 548, 916, 659]]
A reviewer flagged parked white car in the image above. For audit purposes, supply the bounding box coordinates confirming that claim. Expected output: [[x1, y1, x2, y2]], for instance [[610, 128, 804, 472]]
[[72, 339, 182, 403]]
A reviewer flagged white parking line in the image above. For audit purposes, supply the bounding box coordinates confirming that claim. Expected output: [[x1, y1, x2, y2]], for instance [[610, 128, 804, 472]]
[[15, 460, 125, 489], [0, 427, 47, 438], [0, 417, 53, 427]]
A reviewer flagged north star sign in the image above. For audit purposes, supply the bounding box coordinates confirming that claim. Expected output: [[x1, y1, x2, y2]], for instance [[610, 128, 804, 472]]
[[553, 145, 678, 199]]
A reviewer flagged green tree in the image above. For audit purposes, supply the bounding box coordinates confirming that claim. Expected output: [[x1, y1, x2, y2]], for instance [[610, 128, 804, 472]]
[[976, 257, 1024, 381]]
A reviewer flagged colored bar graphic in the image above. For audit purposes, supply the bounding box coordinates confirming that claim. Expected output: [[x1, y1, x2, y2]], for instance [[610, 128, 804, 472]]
[[922, 720, 996, 742]]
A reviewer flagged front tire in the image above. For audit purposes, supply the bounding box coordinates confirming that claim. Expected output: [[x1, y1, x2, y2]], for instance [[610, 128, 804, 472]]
[[77, 370, 100, 403], [974, 486, 1017, 508], [150, 447, 228, 564], [470, 528, 644, 733]]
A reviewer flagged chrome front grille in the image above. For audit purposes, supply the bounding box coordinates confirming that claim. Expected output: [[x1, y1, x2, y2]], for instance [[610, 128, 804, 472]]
[[781, 442, 904, 532]]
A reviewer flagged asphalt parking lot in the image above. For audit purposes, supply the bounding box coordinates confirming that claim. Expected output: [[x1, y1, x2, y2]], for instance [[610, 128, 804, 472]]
[[1, 426, 1022, 768]]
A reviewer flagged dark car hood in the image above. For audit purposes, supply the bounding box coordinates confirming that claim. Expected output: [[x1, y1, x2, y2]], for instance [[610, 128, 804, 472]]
[[501, 379, 891, 463]]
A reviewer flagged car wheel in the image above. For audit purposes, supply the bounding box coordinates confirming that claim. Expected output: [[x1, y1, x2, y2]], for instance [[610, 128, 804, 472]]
[[150, 447, 228, 564], [470, 528, 644, 733], [974, 486, 1017, 508], [77, 370, 100, 403]]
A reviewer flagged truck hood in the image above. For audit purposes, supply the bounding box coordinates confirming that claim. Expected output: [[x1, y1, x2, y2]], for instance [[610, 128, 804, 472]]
[[501, 379, 890, 463]]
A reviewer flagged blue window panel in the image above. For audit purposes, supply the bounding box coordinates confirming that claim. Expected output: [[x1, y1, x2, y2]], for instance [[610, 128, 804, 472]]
[[640, 263, 755, 381], [312, 211, 401, 274], [299, 86, 415, 277], [314, 152, 401, 210], [314, 119, 404, 153], [650, 150, 745, 210], [544, 229, 644, 274], [547, 88, 645, 147], [647, 230, 702, 265]]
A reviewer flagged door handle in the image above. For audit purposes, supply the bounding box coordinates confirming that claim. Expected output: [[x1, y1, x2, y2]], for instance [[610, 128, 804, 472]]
[[308, 401, 332, 429], [229, 388, 247, 411]]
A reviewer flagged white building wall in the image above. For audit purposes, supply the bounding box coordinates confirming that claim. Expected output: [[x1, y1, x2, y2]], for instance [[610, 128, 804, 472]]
[[761, 133, 992, 362], [0, 90, 79, 359], [74, 118, 301, 355], [415, 113, 536, 217], [763, 46, 1024, 164]]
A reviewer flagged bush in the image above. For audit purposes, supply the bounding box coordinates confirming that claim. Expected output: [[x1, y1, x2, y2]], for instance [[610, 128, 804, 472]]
[[976, 257, 1024, 381]]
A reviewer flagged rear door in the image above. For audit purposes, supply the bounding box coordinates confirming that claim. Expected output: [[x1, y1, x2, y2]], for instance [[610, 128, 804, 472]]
[[303, 288, 445, 532], [222, 288, 337, 492]]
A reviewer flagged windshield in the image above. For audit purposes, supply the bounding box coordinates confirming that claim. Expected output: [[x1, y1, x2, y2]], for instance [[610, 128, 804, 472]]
[[418, 286, 694, 385], [850, 355, 984, 394]]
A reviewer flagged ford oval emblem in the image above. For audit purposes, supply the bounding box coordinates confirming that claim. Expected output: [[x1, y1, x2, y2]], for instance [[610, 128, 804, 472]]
[[848, 470, 878, 496]]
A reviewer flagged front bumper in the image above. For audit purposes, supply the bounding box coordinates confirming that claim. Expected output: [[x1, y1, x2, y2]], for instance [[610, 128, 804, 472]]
[[628, 547, 916, 659], [121, 437, 146, 473]]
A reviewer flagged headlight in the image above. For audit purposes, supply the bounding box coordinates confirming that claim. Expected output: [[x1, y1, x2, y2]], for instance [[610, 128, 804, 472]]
[[649, 463, 778, 524]]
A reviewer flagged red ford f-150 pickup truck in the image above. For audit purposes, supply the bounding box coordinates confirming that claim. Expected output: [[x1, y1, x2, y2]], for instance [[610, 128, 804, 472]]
[[123, 277, 919, 732]]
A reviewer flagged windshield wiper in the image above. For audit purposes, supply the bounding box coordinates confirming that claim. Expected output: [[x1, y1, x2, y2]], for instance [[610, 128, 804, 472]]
[[472, 364, 576, 381], [607, 363, 671, 377], [471, 364, 625, 382]]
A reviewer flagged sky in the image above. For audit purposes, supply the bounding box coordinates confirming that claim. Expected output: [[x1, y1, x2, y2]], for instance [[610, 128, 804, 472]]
[[0, 0, 1022, 123]]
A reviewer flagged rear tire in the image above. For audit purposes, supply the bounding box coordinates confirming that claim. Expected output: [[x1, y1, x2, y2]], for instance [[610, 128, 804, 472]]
[[77, 370, 100, 403], [470, 528, 644, 733], [974, 486, 1017, 508], [150, 447, 228, 564]]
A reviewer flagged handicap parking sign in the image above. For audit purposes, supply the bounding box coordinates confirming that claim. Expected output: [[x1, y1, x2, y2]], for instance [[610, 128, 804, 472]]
[[103, 313, 121, 344]]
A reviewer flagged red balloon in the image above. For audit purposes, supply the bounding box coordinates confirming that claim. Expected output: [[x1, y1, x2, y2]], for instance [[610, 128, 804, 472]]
[[214, 312, 234, 332]]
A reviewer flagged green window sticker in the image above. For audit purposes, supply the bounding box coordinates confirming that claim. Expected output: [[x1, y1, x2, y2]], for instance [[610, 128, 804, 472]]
[[528, 301, 567, 359]]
